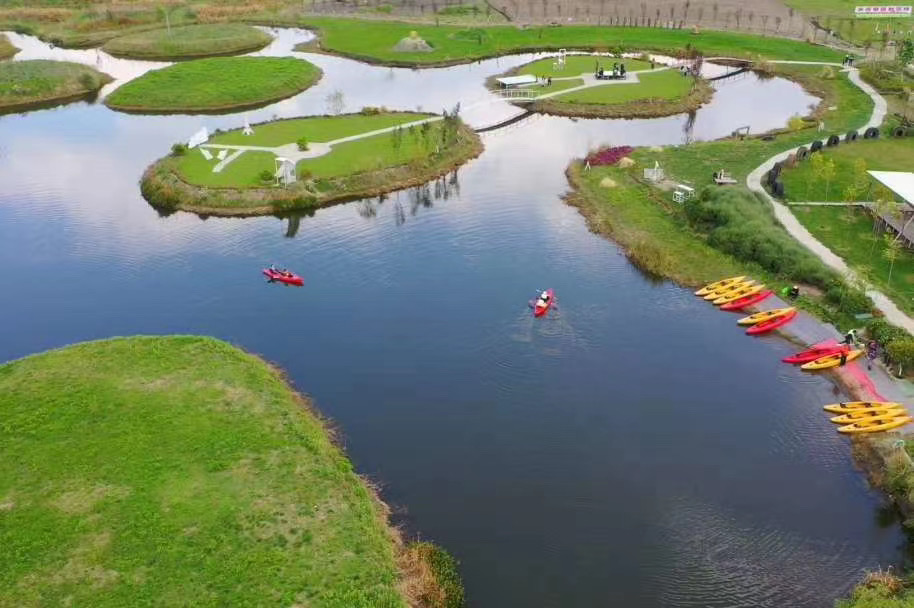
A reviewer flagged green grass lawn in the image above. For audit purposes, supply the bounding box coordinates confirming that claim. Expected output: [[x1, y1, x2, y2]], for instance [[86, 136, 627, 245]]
[[796, 206, 914, 315], [629, 65, 874, 188], [299, 17, 846, 65], [176, 116, 451, 188], [781, 138, 914, 202], [0, 336, 409, 607], [0, 59, 111, 110], [102, 23, 271, 59], [513, 54, 651, 78], [530, 78, 586, 94], [555, 69, 692, 104], [213, 112, 429, 147], [0, 33, 17, 59], [105, 57, 321, 112]]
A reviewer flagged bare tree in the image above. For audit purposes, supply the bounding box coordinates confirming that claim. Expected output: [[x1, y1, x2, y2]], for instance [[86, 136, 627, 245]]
[[669, 5, 675, 22], [748, 11, 754, 30], [735, 7, 742, 29], [712, 2, 719, 24], [683, 0, 690, 21], [325, 90, 345, 115], [697, 6, 704, 24], [762, 14, 769, 32], [775, 16, 782, 33]]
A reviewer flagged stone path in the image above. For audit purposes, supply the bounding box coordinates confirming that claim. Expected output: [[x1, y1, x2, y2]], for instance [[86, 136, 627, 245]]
[[744, 62, 914, 333]]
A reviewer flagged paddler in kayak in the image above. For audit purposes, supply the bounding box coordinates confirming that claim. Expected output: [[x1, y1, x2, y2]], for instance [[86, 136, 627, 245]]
[[537, 291, 551, 306]]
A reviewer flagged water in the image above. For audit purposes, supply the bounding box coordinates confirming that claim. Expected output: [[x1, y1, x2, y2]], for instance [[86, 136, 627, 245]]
[[0, 29, 903, 607]]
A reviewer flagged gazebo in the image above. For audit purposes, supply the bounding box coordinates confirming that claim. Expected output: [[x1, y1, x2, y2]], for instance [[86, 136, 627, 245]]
[[869, 170, 914, 247]]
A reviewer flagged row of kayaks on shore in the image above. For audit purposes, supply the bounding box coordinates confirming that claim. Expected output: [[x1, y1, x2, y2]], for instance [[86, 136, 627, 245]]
[[695, 276, 793, 335], [821, 401, 912, 433]]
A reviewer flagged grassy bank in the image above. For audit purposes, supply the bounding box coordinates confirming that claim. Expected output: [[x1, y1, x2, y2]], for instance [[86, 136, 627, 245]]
[[0, 33, 17, 59], [102, 23, 272, 60], [295, 18, 846, 66], [0, 59, 111, 113], [0, 335, 463, 607], [532, 69, 711, 118], [142, 113, 483, 216], [105, 57, 321, 113]]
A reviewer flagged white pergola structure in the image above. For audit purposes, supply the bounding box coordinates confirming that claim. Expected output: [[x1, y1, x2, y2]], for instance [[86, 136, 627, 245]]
[[869, 170, 914, 246], [274, 157, 296, 186]]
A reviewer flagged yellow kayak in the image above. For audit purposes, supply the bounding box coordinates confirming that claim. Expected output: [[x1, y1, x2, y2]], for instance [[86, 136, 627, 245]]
[[837, 415, 912, 434], [737, 307, 796, 326], [830, 409, 907, 425], [801, 349, 863, 370], [824, 401, 904, 414], [702, 280, 755, 301], [712, 284, 765, 305], [695, 276, 747, 296]]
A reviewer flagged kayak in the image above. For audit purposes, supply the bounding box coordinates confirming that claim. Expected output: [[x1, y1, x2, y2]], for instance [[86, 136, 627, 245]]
[[746, 309, 797, 335], [837, 415, 912, 434], [695, 276, 746, 296], [719, 290, 773, 311], [702, 280, 754, 301], [737, 307, 795, 326], [712, 284, 765, 305], [830, 408, 907, 425], [783, 345, 848, 364], [534, 289, 554, 318], [824, 401, 904, 414], [801, 349, 863, 370], [263, 268, 304, 286]]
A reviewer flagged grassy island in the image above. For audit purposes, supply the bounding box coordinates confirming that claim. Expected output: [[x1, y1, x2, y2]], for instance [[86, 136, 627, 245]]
[[0, 335, 462, 608], [141, 110, 483, 216], [0, 60, 111, 113], [295, 18, 846, 67], [105, 57, 321, 113], [0, 33, 17, 59], [102, 24, 272, 60]]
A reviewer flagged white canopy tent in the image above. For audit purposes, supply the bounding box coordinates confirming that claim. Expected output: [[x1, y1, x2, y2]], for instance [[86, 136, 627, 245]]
[[187, 127, 209, 149], [274, 157, 296, 186], [869, 171, 914, 207]]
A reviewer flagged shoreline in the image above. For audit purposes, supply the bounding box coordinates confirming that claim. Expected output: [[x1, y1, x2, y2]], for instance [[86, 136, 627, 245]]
[[0, 69, 112, 115], [141, 120, 483, 217]]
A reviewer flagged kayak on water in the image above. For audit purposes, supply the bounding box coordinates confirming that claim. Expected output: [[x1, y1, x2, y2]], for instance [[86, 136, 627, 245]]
[[712, 284, 765, 305], [737, 307, 795, 326], [702, 279, 754, 301], [837, 415, 912, 434], [824, 401, 904, 414], [695, 276, 746, 296], [783, 344, 849, 364], [801, 349, 863, 370], [746, 309, 797, 335], [263, 267, 304, 286], [719, 290, 772, 311], [830, 408, 907, 425], [534, 289, 555, 318]]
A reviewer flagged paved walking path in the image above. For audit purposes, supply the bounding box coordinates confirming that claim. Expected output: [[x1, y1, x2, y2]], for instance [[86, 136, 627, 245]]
[[744, 62, 914, 333]]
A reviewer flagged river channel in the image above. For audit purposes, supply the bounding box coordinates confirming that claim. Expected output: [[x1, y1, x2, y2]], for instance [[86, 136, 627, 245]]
[[0, 27, 906, 607]]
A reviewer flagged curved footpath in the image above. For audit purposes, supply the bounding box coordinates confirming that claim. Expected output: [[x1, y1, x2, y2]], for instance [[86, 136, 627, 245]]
[[744, 61, 914, 333]]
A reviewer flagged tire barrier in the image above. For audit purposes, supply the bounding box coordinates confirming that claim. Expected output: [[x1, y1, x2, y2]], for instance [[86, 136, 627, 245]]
[[826, 134, 840, 147], [768, 162, 782, 184], [796, 146, 809, 161], [810, 140, 824, 153], [864, 127, 880, 139], [846, 130, 858, 141], [893, 126, 907, 137], [772, 180, 785, 199]]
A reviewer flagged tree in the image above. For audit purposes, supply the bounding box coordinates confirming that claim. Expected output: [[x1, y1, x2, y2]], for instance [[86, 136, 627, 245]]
[[883, 233, 902, 285], [898, 39, 914, 86], [325, 90, 344, 115], [712, 2, 718, 24], [808, 152, 825, 200], [821, 157, 836, 200], [842, 182, 860, 223]]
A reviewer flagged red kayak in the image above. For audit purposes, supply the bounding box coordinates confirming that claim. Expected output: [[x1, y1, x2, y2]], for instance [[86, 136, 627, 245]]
[[783, 344, 849, 364], [534, 289, 554, 317], [263, 268, 304, 286], [719, 290, 773, 311], [746, 309, 797, 335]]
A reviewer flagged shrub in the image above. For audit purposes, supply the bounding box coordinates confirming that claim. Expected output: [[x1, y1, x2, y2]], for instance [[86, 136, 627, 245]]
[[259, 169, 274, 183], [78, 72, 97, 90], [787, 114, 806, 131], [297, 137, 308, 151], [585, 146, 634, 166], [825, 283, 872, 315], [887, 339, 914, 372], [171, 143, 187, 156], [867, 318, 909, 346], [298, 168, 312, 180], [360, 106, 382, 115]]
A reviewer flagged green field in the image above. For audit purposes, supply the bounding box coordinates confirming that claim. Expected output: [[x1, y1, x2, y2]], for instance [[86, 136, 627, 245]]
[[213, 112, 429, 147], [175, 113, 445, 188], [105, 57, 321, 112], [512, 54, 652, 78], [782, 0, 914, 45], [780, 137, 914, 202], [629, 64, 874, 188], [0, 33, 16, 59], [554, 69, 692, 104], [298, 18, 847, 65], [0, 59, 110, 111], [102, 23, 271, 60], [0, 336, 413, 607]]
